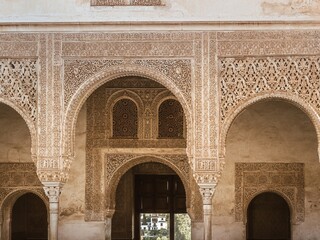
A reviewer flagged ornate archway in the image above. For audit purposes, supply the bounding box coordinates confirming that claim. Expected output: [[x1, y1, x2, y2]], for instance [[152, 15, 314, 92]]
[[0, 189, 48, 240], [63, 64, 192, 160], [220, 93, 320, 161]]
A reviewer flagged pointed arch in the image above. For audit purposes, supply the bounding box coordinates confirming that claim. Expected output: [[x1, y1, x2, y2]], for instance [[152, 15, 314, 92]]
[[220, 93, 320, 161]]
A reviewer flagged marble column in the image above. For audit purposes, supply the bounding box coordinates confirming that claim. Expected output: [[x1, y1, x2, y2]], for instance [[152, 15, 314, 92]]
[[43, 183, 63, 240], [105, 209, 115, 240], [200, 186, 215, 240]]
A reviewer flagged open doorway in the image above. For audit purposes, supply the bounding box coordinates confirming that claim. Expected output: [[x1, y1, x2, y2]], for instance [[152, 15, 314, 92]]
[[111, 162, 191, 240], [247, 192, 291, 240], [11, 193, 48, 240]]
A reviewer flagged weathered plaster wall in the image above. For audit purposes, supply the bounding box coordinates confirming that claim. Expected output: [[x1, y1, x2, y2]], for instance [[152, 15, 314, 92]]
[[59, 103, 104, 240], [0, 103, 32, 163], [0, 0, 319, 23], [213, 100, 320, 240]]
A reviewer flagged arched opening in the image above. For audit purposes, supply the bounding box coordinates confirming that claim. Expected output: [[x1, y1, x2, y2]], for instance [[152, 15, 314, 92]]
[[60, 75, 197, 239], [112, 98, 138, 138], [158, 99, 184, 139], [112, 162, 191, 240], [11, 193, 48, 240], [247, 192, 291, 240], [215, 99, 320, 239]]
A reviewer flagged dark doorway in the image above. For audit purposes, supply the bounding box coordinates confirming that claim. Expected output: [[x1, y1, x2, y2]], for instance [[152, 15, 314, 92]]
[[135, 174, 189, 240], [247, 192, 291, 240], [11, 193, 48, 240]]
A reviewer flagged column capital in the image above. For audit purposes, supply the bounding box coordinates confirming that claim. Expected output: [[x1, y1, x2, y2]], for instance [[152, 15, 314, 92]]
[[199, 184, 216, 205], [43, 182, 64, 203]]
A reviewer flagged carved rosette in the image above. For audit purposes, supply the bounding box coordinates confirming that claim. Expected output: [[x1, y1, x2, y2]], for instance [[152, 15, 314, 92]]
[[235, 163, 304, 224]]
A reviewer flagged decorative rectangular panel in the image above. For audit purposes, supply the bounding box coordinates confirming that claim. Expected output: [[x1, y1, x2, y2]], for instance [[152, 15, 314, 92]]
[[235, 163, 304, 224], [91, 0, 163, 6]]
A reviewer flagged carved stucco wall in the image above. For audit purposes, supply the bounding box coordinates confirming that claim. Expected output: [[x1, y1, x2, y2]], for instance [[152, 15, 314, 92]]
[[235, 163, 304, 223], [0, 163, 47, 224], [213, 101, 320, 240], [83, 79, 203, 222], [0, 31, 319, 239]]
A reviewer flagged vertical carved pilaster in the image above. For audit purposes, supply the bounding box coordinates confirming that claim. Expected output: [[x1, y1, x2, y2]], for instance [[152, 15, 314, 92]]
[[105, 209, 115, 240]]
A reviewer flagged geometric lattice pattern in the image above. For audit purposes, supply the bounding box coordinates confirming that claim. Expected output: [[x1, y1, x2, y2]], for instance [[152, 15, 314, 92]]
[[235, 163, 304, 224], [113, 99, 138, 138], [0, 59, 37, 121], [220, 56, 320, 121], [158, 99, 184, 138]]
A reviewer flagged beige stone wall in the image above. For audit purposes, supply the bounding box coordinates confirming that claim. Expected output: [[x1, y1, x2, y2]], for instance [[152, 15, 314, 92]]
[[213, 101, 320, 240], [59, 104, 96, 240], [0, 0, 319, 23], [0, 103, 32, 163]]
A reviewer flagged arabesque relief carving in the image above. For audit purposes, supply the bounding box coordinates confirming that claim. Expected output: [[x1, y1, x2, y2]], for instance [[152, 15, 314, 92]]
[[0, 59, 37, 122], [220, 56, 320, 122], [235, 163, 304, 224], [0, 163, 45, 208], [64, 59, 192, 108]]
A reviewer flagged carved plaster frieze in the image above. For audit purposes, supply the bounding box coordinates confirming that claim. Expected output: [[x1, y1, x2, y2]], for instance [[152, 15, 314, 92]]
[[220, 56, 320, 122], [0, 163, 41, 187], [235, 163, 304, 224], [194, 158, 225, 186], [91, 0, 163, 5], [105, 154, 190, 184], [219, 56, 320, 158], [64, 59, 192, 108]]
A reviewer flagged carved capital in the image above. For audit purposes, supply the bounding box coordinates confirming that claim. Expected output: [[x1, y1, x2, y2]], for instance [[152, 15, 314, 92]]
[[200, 185, 216, 205], [43, 183, 63, 203], [36, 156, 73, 183]]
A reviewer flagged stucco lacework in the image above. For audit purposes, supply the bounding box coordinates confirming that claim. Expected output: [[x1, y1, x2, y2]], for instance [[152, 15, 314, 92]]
[[220, 56, 320, 158], [0, 163, 46, 217], [235, 163, 304, 224]]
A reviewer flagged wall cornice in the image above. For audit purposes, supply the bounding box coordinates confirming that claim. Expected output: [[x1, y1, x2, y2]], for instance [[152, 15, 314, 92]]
[[1, 21, 320, 31]]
